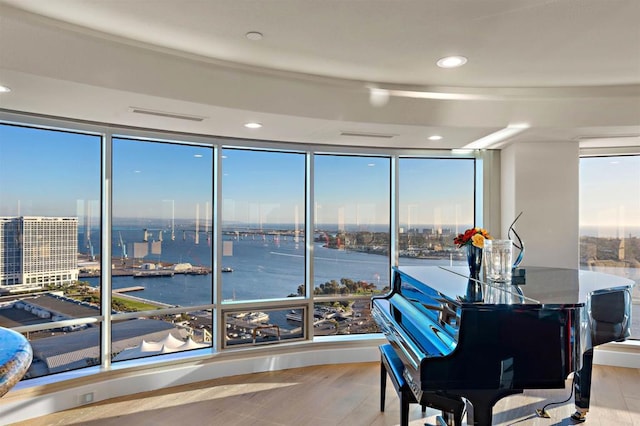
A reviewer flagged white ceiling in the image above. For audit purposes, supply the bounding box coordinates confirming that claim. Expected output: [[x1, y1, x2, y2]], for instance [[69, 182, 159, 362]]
[[0, 0, 639, 149]]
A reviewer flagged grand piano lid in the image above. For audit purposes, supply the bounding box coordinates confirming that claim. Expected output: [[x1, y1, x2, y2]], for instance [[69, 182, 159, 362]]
[[395, 265, 635, 307]]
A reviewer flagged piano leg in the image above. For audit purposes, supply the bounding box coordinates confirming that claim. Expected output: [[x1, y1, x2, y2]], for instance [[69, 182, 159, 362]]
[[572, 348, 594, 422], [400, 392, 411, 426], [380, 358, 387, 412]]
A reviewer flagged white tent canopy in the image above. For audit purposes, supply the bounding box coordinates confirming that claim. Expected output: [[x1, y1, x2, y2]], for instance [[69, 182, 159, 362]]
[[113, 334, 208, 362]]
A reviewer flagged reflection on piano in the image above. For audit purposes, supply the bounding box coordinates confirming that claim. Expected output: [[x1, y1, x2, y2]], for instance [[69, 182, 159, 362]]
[[372, 266, 634, 425]]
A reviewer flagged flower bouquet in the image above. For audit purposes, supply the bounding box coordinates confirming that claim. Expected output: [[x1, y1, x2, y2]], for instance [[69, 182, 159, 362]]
[[454, 227, 492, 276], [454, 227, 491, 249]]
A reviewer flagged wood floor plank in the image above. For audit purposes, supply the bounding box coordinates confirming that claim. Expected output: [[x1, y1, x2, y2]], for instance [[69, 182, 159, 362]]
[[9, 362, 639, 426], [615, 367, 640, 399], [625, 396, 640, 426]]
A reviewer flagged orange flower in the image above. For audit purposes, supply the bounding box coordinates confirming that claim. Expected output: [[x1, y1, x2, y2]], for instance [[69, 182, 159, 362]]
[[471, 233, 486, 248]]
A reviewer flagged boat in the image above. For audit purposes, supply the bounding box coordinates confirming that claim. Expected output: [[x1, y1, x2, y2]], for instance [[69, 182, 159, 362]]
[[286, 310, 302, 322], [221, 267, 233, 273], [246, 312, 269, 323]]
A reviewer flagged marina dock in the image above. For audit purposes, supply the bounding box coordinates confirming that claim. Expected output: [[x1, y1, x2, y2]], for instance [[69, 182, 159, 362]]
[[113, 286, 145, 293]]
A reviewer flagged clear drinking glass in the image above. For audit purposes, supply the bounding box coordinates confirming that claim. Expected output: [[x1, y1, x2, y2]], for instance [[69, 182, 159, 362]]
[[484, 239, 513, 282]]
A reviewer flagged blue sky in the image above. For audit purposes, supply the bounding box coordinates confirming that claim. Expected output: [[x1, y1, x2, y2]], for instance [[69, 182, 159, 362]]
[[1, 123, 638, 232], [314, 154, 390, 227], [580, 155, 640, 229], [113, 138, 212, 221], [398, 157, 475, 228], [0, 125, 101, 217]]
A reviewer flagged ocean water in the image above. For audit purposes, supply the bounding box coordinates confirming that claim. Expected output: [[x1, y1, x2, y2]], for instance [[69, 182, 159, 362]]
[[81, 227, 640, 308], [81, 228, 460, 306], [579, 225, 640, 238]]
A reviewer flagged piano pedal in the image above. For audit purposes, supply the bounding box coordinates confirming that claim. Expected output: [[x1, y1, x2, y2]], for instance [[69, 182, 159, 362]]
[[535, 408, 550, 418], [570, 410, 587, 423], [434, 415, 449, 426]]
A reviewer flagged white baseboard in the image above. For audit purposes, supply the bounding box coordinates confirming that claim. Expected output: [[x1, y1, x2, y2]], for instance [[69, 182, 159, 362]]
[[594, 346, 640, 368]]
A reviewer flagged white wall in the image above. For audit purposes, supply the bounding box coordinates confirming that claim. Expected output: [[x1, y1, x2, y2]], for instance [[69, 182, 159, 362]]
[[480, 150, 502, 236], [501, 141, 580, 269]]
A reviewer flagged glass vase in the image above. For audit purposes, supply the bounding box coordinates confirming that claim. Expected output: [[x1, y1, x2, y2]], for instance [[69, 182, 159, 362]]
[[484, 239, 513, 282], [466, 245, 483, 278]]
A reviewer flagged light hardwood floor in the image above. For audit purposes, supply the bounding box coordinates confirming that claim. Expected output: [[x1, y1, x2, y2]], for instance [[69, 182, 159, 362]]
[[10, 362, 640, 426]]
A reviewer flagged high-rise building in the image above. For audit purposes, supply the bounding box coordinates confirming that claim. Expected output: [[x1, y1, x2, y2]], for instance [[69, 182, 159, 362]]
[[0, 216, 78, 293]]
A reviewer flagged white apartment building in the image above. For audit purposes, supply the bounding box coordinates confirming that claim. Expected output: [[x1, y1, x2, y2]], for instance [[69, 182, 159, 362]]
[[0, 216, 78, 293]]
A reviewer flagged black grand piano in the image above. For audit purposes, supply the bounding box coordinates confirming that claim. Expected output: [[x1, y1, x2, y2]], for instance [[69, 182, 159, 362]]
[[372, 266, 634, 425]]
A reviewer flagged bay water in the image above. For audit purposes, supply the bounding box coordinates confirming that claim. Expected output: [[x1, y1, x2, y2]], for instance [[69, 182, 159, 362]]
[[82, 228, 460, 306]]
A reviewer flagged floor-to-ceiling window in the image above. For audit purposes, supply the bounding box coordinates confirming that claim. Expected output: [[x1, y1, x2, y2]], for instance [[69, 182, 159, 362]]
[[220, 148, 307, 346], [313, 154, 391, 335], [0, 123, 102, 377], [580, 154, 640, 339], [110, 137, 214, 361]]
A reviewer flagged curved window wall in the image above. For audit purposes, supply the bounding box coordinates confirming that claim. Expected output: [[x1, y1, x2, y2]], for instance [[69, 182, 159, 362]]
[[0, 116, 478, 381]]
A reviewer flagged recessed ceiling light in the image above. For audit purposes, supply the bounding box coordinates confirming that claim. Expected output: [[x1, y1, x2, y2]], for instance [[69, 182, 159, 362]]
[[436, 56, 468, 68], [428, 135, 443, 141], [244, 122, 262, 129], [245, 31, 263, 41], [0, 85, 11, 93]]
